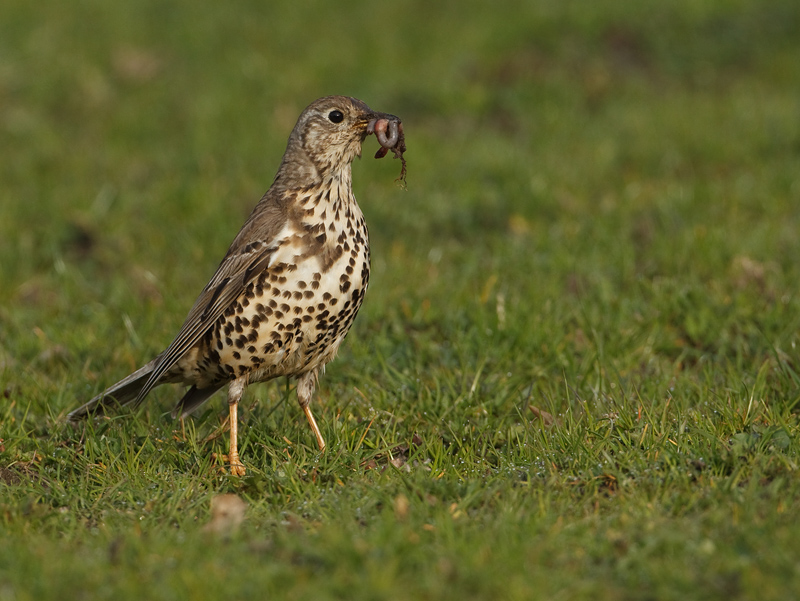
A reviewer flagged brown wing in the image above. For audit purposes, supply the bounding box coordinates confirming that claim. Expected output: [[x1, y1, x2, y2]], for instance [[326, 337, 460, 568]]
[[133, 194, 288, 404]]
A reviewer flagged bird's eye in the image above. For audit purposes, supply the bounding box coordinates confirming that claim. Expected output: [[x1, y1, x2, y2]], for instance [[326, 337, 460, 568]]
[[328, 110, 344, 123]]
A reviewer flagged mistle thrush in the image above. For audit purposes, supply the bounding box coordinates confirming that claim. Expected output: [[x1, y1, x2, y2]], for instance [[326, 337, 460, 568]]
[[69, 96, 406, 475]]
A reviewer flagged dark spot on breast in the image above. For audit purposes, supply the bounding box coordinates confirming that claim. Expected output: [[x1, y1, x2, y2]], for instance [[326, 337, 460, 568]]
[[303, 290, 314, 299], [311, 281, 320, 290], [293, 291, 303, 300], [298, 281, 307, 289]]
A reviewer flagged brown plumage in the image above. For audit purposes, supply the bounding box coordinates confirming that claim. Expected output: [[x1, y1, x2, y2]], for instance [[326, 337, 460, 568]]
[[69, 96, 405, 475]]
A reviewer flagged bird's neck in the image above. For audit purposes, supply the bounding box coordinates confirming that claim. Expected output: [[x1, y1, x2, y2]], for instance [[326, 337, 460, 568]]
[[324, 163, 354, 212], [288, 161, 360, 227]]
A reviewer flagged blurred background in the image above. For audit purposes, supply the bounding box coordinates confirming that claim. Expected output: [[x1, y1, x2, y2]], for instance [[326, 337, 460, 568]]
[[1, 0, 799, 417]]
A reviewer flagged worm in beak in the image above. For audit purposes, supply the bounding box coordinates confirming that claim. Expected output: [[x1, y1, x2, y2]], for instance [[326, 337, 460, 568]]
[[367, 114, 407, 186]]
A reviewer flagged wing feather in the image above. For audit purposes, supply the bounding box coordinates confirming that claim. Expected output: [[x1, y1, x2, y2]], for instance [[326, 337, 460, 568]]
[[133, 195, 290, 404]]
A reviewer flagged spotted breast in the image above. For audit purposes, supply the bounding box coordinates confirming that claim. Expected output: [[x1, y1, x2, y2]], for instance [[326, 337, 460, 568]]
[[188, 172, 371, 387]]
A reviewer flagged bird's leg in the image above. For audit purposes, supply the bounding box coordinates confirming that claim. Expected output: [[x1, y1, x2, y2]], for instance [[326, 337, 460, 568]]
[[227, 376, 248, 476], [297, 370, 326, 451]]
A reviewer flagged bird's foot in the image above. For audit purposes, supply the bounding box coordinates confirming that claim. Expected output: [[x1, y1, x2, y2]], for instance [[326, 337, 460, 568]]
[[225, 453, 247, 476]]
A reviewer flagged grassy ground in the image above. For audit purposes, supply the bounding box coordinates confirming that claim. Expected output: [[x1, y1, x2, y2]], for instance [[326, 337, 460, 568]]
[[3, 0, 800, 598]]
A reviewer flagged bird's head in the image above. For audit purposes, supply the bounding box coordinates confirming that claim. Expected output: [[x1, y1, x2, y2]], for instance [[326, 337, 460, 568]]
[[281, 96, 403, 182]]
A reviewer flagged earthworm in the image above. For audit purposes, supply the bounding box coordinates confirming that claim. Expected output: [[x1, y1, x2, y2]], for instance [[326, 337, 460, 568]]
[[374, 119, 399, 148], [368, 117, 407, 187]]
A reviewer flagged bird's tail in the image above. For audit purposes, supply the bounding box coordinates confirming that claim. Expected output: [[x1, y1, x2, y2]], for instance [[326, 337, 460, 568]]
[[68, 359, 158, 421], [172, 383, 226, 419]]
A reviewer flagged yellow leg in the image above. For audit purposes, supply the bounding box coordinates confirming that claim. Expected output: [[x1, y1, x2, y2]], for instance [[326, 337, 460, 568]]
[[303, 404, 326, 451], [228, 377, 247, 476], [297, 370, 326, 451]]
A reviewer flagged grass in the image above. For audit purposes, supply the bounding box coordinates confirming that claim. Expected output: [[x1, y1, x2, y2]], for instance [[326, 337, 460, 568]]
[[2, 0, 800, 598]]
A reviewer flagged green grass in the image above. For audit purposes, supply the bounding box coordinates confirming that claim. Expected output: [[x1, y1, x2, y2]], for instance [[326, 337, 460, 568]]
[[3, 0, 800, 598]]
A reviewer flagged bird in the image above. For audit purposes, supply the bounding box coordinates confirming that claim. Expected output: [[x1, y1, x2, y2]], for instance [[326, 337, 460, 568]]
[[69, 96, 406, 476]]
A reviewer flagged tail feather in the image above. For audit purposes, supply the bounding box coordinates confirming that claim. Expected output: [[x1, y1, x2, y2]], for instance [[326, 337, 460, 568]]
[[68, 359, 158, 421], [171, 383, 226, 419]]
